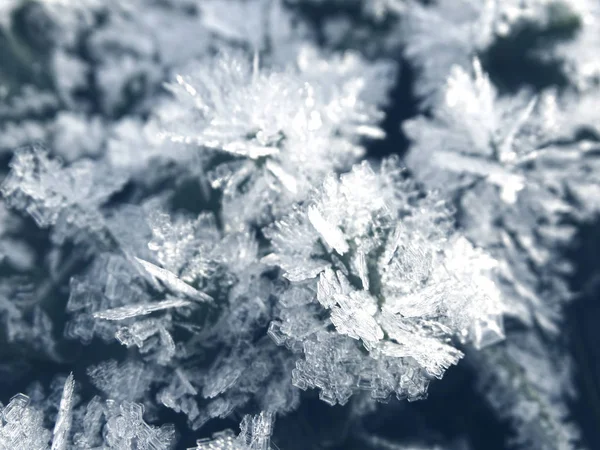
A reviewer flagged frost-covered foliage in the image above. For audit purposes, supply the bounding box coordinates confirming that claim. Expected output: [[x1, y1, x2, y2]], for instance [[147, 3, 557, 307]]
[[1, 0, 599, 449]]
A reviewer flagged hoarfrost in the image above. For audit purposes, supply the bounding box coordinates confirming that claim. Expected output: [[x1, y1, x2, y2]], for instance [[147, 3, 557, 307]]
[[263, 157, 504, 403]]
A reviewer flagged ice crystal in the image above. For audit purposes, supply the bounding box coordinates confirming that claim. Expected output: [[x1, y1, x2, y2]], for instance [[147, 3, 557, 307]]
[[403, 59, 538, 204], [1, 147, 127, 246], [190, 412, 274, 450], [263, 156, 504, 404], [103, 400, 175, 449], [159, 48, 395, 229], [404, 61, 600, 333], [400, 0, 581, 103], [87, 360, 155, 404], [50, 373, 75, 450], [0, 394, 51, 450], [402, 24, 599, 449], [0, 374, 75, 450], [1, 1, 598, 449], [73, 394, 176, 450]]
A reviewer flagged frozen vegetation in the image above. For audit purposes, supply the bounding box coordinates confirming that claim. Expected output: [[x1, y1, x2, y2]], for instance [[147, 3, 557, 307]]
[[0, 1, 599, 449]]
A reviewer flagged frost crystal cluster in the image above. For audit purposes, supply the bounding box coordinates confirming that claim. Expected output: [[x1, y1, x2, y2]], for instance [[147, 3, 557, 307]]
[[0, 1, 599, 450], [264, 157, 503, 404]]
